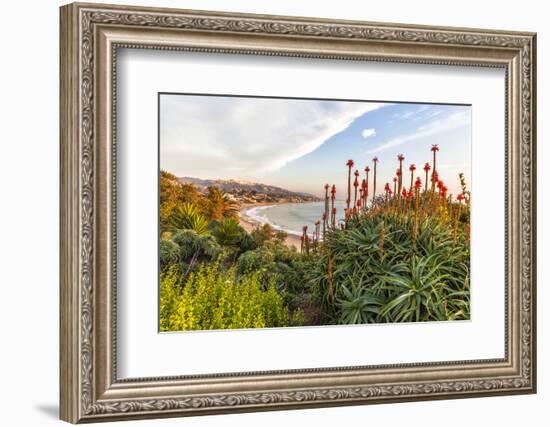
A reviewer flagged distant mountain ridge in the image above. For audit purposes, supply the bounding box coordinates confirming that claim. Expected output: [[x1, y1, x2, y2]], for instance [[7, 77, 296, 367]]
[[178, 177, 320, 204]]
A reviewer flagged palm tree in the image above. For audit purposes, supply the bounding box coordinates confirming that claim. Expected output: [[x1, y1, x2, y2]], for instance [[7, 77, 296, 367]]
[[205, 186, 239, 220], [431, 144, 440, 192], [372, 157, 379, 203], [346, 160, 354, 209]]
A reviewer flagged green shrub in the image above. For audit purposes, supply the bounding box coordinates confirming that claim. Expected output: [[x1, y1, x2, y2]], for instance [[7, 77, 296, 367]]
[[211, 218, 245, 247], [171, 230, 222, 276], [160, 262, 298, 331], [250, 223, 287, 246], [159, 239, 179, 268]]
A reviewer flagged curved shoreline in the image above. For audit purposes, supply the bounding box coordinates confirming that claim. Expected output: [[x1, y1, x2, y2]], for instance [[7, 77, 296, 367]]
[[238, 203, 302, 250]]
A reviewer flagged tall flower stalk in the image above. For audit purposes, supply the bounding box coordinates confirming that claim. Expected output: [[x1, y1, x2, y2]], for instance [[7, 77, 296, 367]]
[[409, 164, 416, 192], [346, 159, 354, 210], [413, 177, 422, 242], [324, 183, 329, 231], [431, 144, 439, 193], [384, 183, 392, 210], [361, 179, 367, 210], [364, 166, 370, 206], [397, 154, 405, 199], [353, 170, 360, 207], [423, 162, 431, 192], [453, 193, 465, 242], [372, 157, 378, 203]]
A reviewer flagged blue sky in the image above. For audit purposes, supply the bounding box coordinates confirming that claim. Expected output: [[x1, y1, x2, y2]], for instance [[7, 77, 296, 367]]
[[160, 94, 471, 198]]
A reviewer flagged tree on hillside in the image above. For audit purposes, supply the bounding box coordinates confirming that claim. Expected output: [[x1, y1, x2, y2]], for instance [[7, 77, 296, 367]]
[[160, 170, 202, 231], [204, 186, 239, 220]]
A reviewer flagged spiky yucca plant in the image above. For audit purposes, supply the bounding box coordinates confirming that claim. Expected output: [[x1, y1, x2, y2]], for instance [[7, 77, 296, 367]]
[[167, 203, 209, 235]]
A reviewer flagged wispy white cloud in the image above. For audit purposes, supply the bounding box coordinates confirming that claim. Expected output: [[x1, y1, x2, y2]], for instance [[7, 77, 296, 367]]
[[161, 95, 387, 178], [361, 128, 376, 140], [365, 110, 470, 155], [392, 105, 429, 121]]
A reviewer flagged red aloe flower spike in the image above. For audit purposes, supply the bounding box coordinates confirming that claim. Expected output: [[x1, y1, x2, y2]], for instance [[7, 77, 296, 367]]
[[361, 179, 367, 209], [353, 170, 359, 206], [441, 186, 448, 202], [393, 177, 397, 195], [330, 185, 336, 227], [453, 193, 465, 241], [409, 164, 416, 192], [431, 144, 439, 192], [413, 177, 422, 243], [397, 154, 405, 199], [346, 160, 354, 210], [384, 182, 392, 207], [423, 162, 431, 192], [364, 167, 370, 205], [324, 184, 330, 232], [332, 207, 337, 228], [372, 157, 379, 203]]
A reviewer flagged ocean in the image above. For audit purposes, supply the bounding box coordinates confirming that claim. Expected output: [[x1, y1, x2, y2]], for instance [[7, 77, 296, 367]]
[[242, 201, 347, 236]]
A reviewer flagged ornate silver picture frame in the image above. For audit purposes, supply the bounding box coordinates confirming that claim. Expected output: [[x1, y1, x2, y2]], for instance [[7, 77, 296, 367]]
[[60, 2, 536, 423]]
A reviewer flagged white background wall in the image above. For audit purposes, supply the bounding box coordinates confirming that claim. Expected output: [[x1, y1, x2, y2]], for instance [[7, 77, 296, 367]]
[[0, 0, 545, 425]]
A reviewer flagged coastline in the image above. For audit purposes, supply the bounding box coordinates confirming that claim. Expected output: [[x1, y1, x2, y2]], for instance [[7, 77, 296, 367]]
[[238, 202, 302, 250]]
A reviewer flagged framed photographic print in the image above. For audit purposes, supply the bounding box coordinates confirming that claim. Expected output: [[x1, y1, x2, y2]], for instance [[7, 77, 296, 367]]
[[60, 2, 537, 423]]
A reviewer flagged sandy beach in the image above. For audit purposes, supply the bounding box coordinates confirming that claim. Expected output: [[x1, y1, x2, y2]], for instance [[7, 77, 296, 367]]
[[238, 203, 302, 250]]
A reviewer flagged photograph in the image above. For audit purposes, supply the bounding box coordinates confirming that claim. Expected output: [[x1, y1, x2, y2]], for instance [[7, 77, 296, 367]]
[[158, 93, 472, 331]]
